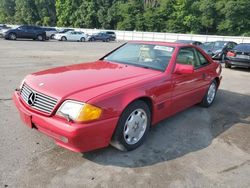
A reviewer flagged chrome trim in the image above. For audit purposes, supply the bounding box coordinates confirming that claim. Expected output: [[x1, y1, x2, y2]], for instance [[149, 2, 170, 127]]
[[20, 83, 58, 114]]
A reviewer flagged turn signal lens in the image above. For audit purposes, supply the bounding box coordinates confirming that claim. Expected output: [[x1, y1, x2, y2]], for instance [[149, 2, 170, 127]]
[[77, 104, 102, 122], [57, 100, 102, 122]]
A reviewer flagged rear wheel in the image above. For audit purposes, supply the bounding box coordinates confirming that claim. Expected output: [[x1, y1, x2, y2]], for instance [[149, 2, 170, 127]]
[[111, 100, 151, 151], [37, 35, 44, 41], [221, 54, 225, 63], [61, 36, 67, 41], [200, 81, 218, 107], [9, 33, 16, 40], [225, 62, 231, 68], [105, 38, 110, 42]]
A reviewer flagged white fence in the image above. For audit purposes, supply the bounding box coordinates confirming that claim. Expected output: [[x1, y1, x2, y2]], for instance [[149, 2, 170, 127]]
[[7, 25, 250, 43], [75, 28, 250, 44]]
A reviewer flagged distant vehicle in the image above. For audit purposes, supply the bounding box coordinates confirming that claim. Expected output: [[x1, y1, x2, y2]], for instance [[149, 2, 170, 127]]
[[104, 31, 116, 40], [175, 40, 202, 46], [225, 43, 250, 69], [42, 27, 57, 39], [200, 41, 237, 61], [54, 31, 87, 42], [0, 24, 11, 37], [0, 24, 9, 30], [3, 25, 47, 41], [88, 32, 115, 42], [57, 28, 74, 33]]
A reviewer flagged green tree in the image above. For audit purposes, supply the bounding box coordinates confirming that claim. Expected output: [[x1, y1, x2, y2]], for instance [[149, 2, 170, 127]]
[[216, 0, 250, 35], [0, 0, 16, 23]]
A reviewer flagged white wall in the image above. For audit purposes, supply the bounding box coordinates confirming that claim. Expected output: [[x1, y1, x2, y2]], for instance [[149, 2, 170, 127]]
[[75, 28, 250, 43]]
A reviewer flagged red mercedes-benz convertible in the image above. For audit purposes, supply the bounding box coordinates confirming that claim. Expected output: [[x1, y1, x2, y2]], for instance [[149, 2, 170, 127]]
[[13, 41, 222, 152]]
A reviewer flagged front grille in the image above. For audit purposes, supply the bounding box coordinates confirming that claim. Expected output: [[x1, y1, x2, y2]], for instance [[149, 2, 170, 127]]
[[20, 83, 58, 114]]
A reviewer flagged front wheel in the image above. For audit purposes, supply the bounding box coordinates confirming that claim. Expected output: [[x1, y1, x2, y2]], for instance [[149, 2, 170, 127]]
[[61, 36, 67, 41], [80, 37, 85, 42], [200, 81, 218, 107], [9, 33, 17, 40], [111, 100, 151, 151]]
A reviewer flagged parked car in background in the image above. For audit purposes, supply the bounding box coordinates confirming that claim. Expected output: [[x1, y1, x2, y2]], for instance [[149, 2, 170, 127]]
[[88, 32, 115, 42], [54, 31, 87, 42], [104, 31, 116, 40], [0, 24, 9, 30], [175, 40, 202, 46], [57, 28, 74, 33], [42, 27, 57, 39], [3, 25, 47, 41], [225, 43, 250, 69], [200, 41, 237, 62], [0, 24, 11, 37], [13, 41, 222, 153]]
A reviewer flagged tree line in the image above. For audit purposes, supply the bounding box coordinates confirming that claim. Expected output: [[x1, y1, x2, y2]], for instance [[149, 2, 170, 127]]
[[0, 0, 249, 36]]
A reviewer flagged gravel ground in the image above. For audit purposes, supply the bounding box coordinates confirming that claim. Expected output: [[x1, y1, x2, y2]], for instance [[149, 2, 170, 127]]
[[0, 39, 250, 188]]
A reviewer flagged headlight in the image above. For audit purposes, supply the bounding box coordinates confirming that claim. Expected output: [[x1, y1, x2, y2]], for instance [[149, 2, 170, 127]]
[[56, 100, 102, 122]]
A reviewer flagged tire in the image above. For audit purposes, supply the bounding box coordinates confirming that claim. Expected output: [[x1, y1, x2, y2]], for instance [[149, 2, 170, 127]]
[[50, 34, 55, 39], [61, 36, 67, 41], [9, 33, 16, 40], [221, 54, 225, 63], [37, 35, 44, 41], [111, 100, 151, 151], [225, 62, 231, 68], [105, 38, 110, 42], [80, 37, 85, 42], [200, 80, 218, 107]]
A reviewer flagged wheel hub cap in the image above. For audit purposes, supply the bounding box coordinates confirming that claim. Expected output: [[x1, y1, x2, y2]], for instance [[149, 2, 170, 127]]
[[207, 83, 216, 104], [123, 109, 147, 145]]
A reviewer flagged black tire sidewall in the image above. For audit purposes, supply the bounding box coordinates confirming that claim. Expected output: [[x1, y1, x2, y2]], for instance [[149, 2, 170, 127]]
[[81, 37, 85, 42], [112, 100, 151, 151]]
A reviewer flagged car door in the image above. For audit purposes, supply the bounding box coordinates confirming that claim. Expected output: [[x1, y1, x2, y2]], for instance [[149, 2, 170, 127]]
[[170, 47, 211, 114], [17, 26, 29, 38], [67, 31, 74, 40]]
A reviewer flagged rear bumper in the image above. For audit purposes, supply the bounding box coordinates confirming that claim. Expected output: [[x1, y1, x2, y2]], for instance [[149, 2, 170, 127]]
[[226, 59, 250, 68], [13, 91, 119, 152]]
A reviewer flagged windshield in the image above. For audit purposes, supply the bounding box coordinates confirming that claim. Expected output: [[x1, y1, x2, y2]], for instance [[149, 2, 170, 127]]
[[213, 41, 227, 50], [201, 41, 227, 51], [103, 43, 174, 71]]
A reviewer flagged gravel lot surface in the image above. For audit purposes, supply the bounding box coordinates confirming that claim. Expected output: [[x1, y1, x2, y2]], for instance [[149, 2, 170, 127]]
[[0, 39, 250, 188]]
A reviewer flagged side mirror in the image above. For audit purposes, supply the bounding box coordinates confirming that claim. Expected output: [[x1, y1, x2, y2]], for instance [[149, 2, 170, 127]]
[[174, 64, 194, 74]]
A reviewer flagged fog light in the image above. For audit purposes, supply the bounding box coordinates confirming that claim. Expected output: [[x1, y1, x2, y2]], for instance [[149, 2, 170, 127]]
[[60, 136, 68, 143]]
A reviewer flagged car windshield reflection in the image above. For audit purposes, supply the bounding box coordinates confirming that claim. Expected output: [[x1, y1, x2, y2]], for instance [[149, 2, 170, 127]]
[[103, 43, 175, 71]]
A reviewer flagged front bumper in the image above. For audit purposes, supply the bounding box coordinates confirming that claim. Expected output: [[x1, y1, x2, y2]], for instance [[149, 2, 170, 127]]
[[13, 91, 119, 152]]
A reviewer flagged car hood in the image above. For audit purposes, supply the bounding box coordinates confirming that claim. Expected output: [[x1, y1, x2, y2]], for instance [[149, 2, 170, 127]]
[[24, 60, 161, 102]]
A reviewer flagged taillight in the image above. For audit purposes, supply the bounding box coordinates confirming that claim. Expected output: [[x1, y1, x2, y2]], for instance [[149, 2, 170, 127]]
[[227, 51, 236, 57]]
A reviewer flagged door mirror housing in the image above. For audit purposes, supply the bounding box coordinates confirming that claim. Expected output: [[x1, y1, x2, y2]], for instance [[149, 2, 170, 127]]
[[174, 64, 194, 74]]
